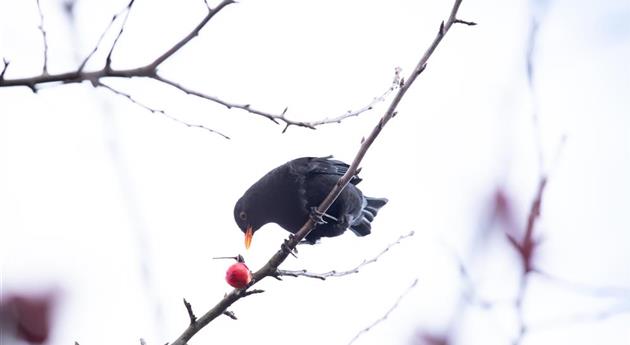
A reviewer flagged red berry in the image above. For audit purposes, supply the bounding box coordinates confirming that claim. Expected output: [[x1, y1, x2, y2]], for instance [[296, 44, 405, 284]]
[[225, 262, 252, 288]]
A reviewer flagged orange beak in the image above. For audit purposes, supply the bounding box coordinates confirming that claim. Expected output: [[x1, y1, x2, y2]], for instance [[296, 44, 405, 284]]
[[244, 226, 253, 250]]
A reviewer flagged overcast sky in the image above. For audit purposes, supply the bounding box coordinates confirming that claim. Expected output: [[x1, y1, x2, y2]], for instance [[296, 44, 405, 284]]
[[1, 0, 629, 344]]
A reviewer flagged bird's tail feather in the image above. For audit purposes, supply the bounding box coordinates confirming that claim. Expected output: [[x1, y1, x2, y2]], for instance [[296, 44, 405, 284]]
[[349, 197, 388, 237]]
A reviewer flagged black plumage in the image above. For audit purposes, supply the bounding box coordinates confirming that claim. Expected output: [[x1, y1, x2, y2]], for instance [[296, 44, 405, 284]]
[[234, 156, 388, 247]]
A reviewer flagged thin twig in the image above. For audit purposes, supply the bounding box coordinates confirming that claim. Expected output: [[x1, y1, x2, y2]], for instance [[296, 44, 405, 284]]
[[183, 298, 196, 325], [277, 230, 414, 280], [347, 279, 419, 345], [168, 2, 472, 344], [78, 0, 134, 72], [0, 58, 9, 80], [98, 81, 230, 139], [149, 0, 235, 69], [105, 0, 136, 69], [36, 0, 49, 75], [288, 67, 404, 130], [153, 75, 298, 127], [1, 0, 394, 132]]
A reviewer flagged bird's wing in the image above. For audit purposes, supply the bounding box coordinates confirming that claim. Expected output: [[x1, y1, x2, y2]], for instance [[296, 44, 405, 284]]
[[301, 156, 362, 185]]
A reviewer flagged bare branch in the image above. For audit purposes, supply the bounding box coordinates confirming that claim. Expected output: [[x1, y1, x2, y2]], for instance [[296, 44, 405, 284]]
[[277, 230, 415, 280], [105, 0, 136, 69], [1, 0, 398, 132], [168, 1, 472, 344], [347, 279, 419, 345], [149, 0, 235, 69], [183, 298, 196, 325], [36, 0, 49, 75], [78, 0, 133, 72], [448, 248, 496, 309], [0, 58, 9, 80], [153, 75, 291, 127], [98, 81, 230, 139], [289, 67, 403, 130]]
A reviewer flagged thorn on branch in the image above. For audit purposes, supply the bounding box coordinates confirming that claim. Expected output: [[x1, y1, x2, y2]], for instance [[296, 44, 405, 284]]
[[223, 310, 238, 320], [243, 289, 264, 297], [415, 63, 427, 77], [183, 298, 197, 325], [439, 21, 445, 35], [454, 19, 477, 26]]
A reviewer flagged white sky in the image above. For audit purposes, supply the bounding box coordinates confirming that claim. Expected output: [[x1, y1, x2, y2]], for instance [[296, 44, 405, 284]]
[[1, 0, 629, 344]]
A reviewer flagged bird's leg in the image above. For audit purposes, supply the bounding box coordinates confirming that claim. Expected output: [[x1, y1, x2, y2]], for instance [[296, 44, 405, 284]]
[[309, 207, 338, 224]]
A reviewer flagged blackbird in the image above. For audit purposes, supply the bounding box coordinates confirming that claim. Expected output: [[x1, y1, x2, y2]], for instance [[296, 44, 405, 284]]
[[234, 156, 388, 248]]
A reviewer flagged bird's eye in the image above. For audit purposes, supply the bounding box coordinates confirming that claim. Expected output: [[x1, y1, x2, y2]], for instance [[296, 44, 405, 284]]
[[239, 211, 247, 220]]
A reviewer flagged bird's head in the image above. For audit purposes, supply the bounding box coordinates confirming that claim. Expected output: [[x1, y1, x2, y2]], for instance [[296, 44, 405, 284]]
[[234, 198, 257, 250]]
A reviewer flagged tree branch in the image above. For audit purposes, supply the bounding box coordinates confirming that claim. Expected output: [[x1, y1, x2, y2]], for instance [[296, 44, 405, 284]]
[[98, 81, 231, 139], [1, 0, 396, 133], [182, 298, 196, 325], [78, 0, 133, 72], [288, 67, 403, 131], [36, 0, 49, 75], [277, 230, 414, 280], [149, 0, 234, 69], [168, 1, 473, 344], [0, 58, 9, 80], [105, 0, 135, 69], [347, 278, 419, 345]]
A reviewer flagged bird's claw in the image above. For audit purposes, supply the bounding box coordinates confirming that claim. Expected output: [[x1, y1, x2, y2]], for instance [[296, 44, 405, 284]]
[[281, 238, 298, 258], [310, 207, 338, 224]]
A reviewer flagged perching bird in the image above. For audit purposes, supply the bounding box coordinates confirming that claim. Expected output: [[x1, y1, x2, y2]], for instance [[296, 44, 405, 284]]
[[234, 156, 388, 248]]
